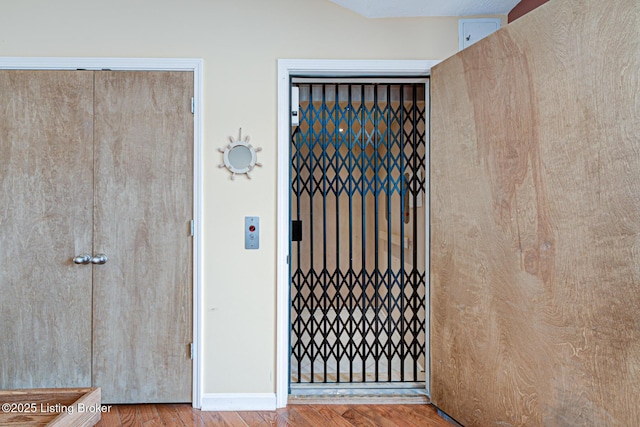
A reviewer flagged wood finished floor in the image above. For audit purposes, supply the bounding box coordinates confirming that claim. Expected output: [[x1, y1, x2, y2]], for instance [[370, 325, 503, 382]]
[[94, 403, 455, 426]]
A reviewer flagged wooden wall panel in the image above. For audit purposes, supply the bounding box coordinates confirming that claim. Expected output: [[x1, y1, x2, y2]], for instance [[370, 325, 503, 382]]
[[508, 0, 550, 22], [430, 0, 640, 425]]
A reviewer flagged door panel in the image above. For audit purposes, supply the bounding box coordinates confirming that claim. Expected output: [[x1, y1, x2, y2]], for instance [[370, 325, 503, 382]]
[[430, 0, 639, 425], [0, 70, 94, 388], [92, 71, 194, 403]]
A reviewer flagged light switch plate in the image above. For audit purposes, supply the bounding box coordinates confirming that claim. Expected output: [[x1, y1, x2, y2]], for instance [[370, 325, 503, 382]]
[[245, 216, 259, 249]]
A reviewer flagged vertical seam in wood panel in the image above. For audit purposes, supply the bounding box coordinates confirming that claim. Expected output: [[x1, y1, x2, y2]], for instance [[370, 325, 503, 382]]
[[91, 70, 96, 387]]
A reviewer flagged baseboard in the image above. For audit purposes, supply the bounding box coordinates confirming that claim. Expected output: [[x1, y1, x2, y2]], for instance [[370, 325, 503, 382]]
[[201, 393, 277, 411]]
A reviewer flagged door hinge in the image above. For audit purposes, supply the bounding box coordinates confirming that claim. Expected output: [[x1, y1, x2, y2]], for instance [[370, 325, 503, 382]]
[[189, 342, 194, 360], [286, 255, 290, 264], [190, 219, 195, 237], [191, 97, 195, 114]]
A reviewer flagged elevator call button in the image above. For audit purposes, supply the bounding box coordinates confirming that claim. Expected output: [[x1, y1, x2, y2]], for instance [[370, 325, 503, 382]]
[[245, 216, 259, 249]]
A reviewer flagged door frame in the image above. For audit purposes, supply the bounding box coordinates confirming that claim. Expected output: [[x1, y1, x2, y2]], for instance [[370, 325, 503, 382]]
[[0, 57, 204, 408], [276, 59, 440, 408]]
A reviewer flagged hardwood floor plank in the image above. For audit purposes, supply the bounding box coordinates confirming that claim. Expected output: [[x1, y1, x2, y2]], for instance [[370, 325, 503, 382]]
[[394, 404, 455, 427], [93, 403, 456, 426], [220, 412, 247, 427], [358, 404, 425, 427], [95, 404, 121, 427], [323, 404, 351, 416], [155, 404, 184, 427], [350, 405, 404, 427], [288, 405, 342, 427], [236, 411, 271, 426], [136, 404, 163, 427], [116, 405, 142, 427], [310, 404, 358, 427], [338, 406, 380, 427], [271, 407, 315, 426], [200, 411, 244, 427], [253, 410, 278, 425], [175, 404, 206, 426], [198, 411, 228, 426]]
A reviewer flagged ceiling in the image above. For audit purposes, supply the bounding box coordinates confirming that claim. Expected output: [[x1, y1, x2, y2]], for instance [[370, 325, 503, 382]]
[[328, 0, 520, 18]]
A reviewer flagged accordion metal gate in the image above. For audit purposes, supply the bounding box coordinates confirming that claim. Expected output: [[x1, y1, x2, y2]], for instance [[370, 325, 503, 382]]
[[290, 79, 427, 388]]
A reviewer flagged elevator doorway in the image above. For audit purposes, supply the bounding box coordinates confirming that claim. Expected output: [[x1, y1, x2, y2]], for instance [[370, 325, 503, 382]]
[[289, 78, 428, 395]]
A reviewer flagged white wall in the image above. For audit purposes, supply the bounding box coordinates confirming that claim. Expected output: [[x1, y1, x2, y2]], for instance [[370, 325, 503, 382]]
[[0, 0, 485, 396]]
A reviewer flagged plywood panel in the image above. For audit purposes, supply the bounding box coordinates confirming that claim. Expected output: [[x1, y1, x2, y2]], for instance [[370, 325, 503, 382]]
[[92, 71, 194, 403], [430, 0, 640, 425], [508, 0, 550, 22], [0, 70, 94, 389]]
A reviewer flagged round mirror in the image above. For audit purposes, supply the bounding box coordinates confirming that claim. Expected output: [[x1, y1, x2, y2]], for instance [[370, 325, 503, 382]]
[[227, 145, 253, 172], [219, 131, 262, 180]]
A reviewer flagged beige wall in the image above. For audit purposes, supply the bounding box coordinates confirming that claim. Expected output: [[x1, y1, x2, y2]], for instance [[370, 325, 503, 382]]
[[0, 0, 491, 395]]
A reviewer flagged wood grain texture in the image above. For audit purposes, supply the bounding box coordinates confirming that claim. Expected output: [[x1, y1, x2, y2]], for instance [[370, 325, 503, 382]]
[[507, 0, 551, 22], [0, 388, 101, 427], [92, 71, 194, 403], [93, 403, 454, 427], [430, 0, 640, 425], [0, 70, 94, 389], [48, 387, 101, 427]]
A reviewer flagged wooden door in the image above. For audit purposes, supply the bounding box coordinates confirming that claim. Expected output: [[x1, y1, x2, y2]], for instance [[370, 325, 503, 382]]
[[92, 71, 194, 403], [430, 0, 639, 425], [0, 70, 94, 388]]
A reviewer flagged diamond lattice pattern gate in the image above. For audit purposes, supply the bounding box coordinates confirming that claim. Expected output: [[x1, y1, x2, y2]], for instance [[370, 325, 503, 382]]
[[290, 80, 427, 385]]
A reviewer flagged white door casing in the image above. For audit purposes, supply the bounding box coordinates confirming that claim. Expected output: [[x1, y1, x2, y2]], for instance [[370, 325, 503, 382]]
[[276, 59, 439, 408], [0, 57, 204, 408]]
